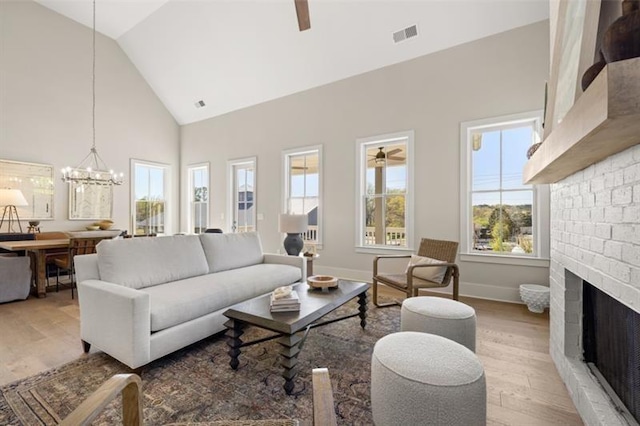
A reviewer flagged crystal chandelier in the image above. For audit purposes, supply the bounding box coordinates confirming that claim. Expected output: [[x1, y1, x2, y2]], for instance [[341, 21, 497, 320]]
[[61, 0, 123, 186]]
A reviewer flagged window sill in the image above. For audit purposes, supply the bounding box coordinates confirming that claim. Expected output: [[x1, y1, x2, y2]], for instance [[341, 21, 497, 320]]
[[355, 246, 414, 255], [459, 253, 549, 268]]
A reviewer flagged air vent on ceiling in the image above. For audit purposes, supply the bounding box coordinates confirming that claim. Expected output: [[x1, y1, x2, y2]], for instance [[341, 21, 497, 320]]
[[194, 100, 206, 109], [393, 24, 418, 43]]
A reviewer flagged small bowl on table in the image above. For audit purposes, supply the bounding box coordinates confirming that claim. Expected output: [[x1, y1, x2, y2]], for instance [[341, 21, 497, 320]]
[[97, 220, 114, 230], [308, 275, 338, 292], [86, 225, 100, 231]]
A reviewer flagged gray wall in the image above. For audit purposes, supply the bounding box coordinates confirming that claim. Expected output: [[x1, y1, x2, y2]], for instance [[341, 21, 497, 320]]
[[0, 1, 179, 233], [180, 20, 551, 302]]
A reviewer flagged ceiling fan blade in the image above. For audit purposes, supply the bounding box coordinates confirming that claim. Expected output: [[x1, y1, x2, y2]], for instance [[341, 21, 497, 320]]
[[295, 0, 311, 31], [387, 156, 406, 161], [387, 148, 402, 156], [291, 166, 308, 170]]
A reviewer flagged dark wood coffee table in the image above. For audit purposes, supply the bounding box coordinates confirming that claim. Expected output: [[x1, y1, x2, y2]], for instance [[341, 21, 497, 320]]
[[223, 280, 369, 394]]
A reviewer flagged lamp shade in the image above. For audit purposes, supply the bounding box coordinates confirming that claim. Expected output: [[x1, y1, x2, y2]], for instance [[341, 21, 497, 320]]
[[278, 214, 308, 234], [0, 189, 28, 207]]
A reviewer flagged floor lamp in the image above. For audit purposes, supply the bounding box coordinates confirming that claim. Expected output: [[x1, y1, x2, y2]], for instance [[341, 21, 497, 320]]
[[0, 189, 28, 233]]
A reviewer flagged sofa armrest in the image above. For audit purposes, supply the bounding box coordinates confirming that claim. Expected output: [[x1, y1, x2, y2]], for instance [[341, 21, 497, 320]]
[[78, 280, 151, 369], [263, 253, 307, 281]]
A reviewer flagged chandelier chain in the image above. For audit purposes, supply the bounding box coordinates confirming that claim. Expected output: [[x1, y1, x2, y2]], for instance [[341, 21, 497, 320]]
[[60, 0, 123, 186]]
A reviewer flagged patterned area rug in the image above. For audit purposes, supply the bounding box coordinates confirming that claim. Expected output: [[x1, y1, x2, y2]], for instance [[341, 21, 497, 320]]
[[0, 300, 400, 425]]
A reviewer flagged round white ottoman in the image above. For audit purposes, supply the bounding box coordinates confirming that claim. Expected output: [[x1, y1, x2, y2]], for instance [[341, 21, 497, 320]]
[[401, 296, 477, 352], [371, 332, 486, 426]]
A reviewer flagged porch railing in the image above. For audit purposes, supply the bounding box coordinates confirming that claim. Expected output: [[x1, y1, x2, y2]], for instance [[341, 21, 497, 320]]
[[364, 227, 406, 246]]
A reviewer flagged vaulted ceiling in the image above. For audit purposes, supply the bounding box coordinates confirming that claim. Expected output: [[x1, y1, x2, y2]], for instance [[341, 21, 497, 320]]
[[35, 0, 549, 125]]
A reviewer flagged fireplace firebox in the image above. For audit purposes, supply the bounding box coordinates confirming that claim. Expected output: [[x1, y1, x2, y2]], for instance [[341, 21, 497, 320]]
[[583, 282, 640, 424]]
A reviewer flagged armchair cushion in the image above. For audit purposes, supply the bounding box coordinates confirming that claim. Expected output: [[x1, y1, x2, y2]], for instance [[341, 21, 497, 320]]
[[405, 255, 446, 282]]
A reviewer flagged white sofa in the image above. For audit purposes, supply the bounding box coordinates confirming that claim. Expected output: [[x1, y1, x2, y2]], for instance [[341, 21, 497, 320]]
[[74, 232, 305, 369]]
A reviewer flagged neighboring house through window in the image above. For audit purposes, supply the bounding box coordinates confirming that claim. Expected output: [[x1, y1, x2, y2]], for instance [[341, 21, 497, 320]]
[[131, 159, 170, 236], [188, 163, 209, 234], [228, 157, 256, 233], [283, 145, 322, 247], [355, 131, 414, 252], [460, 111, 549, 265]]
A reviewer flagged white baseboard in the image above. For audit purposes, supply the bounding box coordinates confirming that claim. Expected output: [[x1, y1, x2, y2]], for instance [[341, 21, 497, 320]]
[[316, 265, 524, 304], [458, 281, 523, 304]]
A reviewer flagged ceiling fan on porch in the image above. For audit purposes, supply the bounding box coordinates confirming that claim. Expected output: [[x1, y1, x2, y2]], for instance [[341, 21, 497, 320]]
[[295, 0, 311, 31], [368, 147, 405, 166]]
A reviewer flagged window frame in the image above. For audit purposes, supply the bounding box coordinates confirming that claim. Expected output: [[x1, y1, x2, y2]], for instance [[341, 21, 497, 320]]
[[227, 157, 257, 233], [130, 158, 171, 236], [187, 162, 209, 234], [282, 144, 324, 249], [459, 111, 550, 267], [355, 130, 415, 254]]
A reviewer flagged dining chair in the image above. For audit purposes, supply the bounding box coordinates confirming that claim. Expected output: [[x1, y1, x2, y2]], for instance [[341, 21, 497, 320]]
[[34, 232, 70, 287], [54, 236, 113, 299]]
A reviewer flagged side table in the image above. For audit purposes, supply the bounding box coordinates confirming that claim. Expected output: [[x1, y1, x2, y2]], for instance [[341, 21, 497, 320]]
[[303, 253, 319, 276]]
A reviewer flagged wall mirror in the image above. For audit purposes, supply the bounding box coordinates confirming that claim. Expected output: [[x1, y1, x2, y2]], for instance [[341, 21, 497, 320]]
[[68, 182, 113, 220], [0, 159, 55, 220]]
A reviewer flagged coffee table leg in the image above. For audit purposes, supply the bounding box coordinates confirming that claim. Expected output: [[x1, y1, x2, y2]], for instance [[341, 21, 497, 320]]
[[358, 292, 368, 329], [224, 319, 243, 370], [277, 333, 303, 395]]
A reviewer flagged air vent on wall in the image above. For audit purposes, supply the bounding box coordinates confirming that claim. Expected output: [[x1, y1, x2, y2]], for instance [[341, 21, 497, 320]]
[[194, 100, 206, 109], [393, 24, 418, 43]]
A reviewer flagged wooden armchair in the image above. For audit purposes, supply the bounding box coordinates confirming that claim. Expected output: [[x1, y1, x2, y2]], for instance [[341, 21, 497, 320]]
[[54, 236, 113, 299], [372, 238, 460, 307], [61, 369, 337, 426]]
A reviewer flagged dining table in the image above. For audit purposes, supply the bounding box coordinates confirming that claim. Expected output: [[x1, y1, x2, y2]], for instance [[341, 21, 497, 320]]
[[0, 239, 70, 298]]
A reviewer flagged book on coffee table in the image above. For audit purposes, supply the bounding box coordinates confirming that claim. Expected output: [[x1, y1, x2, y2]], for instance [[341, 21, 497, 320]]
[[270, 290, 300, 312]]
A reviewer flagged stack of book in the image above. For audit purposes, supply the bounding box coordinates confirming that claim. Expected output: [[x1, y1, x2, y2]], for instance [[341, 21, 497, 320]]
[[270, 290, 300, 312]]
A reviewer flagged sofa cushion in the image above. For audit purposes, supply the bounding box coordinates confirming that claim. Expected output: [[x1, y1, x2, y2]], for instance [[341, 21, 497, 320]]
[[141, 264, 301, 332], [97, 235, 209, 289], [199, 232, 264, 273]]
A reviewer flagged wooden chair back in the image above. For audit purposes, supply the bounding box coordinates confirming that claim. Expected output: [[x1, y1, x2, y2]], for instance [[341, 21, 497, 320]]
[[61, 236, 112, 269], [69, 236, 111, 257], [416, 238, 459, 285], [35, 231, 69, 240]]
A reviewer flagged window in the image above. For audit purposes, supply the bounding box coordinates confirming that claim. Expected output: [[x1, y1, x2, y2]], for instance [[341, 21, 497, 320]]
[[131, 160, 170, 236], [460, 111, 549, 264], [355, 131, 414, 251], [188, 163, 209, 234], [283, 145, 322, 247], [228, 157, 256, 233]]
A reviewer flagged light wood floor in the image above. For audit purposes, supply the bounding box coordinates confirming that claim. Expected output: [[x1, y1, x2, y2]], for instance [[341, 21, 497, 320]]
[[0, 286, 583, 425]]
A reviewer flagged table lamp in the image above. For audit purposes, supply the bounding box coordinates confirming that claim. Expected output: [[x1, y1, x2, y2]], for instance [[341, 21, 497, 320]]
[[0, 188, 28, 233], [278, 213, 308, 256]]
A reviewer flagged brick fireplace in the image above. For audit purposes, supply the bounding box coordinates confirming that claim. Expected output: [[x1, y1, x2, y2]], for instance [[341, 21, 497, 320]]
[[550, 144, 640, 425]]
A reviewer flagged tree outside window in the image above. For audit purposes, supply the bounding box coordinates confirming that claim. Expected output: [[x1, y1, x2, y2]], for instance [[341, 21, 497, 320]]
[[469, 121, 539, 255], [133, 162, 168, 236], [188, 164, 209, 234]]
